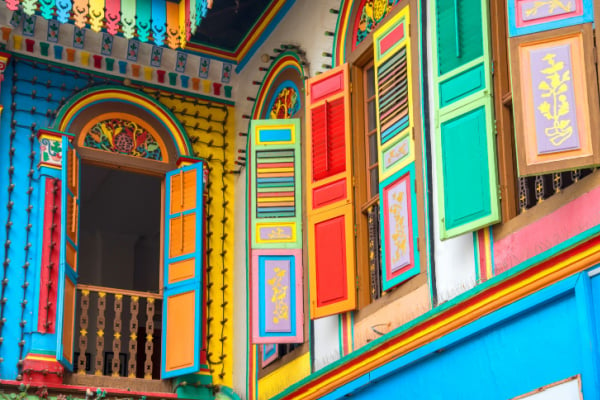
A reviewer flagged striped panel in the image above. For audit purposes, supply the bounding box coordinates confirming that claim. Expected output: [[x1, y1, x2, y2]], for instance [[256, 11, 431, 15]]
[[255, 150, 296, 218], [378, 45, 409, 145]]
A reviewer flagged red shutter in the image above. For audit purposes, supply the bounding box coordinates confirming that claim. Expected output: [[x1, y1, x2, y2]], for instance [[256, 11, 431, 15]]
[[306, 64, 356, 318]]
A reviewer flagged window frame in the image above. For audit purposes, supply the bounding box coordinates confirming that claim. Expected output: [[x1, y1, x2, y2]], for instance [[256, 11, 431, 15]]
[[490, 0, 600, 243], [347, 0, 428, 312]]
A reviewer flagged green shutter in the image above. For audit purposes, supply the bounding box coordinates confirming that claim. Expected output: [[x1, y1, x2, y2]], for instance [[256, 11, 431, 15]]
[[431, 0, 500, 239]]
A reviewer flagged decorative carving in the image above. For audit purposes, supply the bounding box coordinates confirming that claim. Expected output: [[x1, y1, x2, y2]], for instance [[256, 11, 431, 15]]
[[39, 137, 63, 168], [270, 86, 300, 119], [94, 292, 106, 376], [83, 118, 164, 161], [128, 296, 139, 378], [355, 0, 400, 47], [77, 290, 89, 374], [144, 298, 155, 379]]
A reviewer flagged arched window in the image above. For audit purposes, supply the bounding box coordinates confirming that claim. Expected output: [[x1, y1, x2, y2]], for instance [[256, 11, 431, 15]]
[[38, 86, 206, 385]]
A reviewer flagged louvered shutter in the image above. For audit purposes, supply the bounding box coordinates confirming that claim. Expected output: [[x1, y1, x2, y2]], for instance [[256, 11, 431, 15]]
[[162, 162, 204, 378], [373, 4, 420, 290], [249, 119, 303, 343], [56, 137, 80, 370], [510, 23, 600, 175], [305, 64, 356, 319], [431, 0, 500, 239]]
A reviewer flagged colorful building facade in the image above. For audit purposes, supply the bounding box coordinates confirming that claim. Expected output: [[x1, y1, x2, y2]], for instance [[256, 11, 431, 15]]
[[0, 0, 599, 399]]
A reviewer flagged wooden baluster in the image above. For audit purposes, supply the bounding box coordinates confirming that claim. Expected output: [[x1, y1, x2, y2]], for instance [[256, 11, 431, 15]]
[[94, 292, 106, 375], [128, 296, 139, 378], [77, 289, 89, 374], [552, 172, 562, 193], [111, 294, 123, 376], [518, 177, 528, 213], [144, 298, 155, 379], [534, 175, 545, 204]]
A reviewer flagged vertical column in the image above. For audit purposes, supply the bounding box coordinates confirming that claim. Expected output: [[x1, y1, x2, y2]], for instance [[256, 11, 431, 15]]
[[144, 297, 155, 379], [77, 289, 89, 374], [111, 294, 122, 376], [128, 295, 139, 378], [94, 291, 106, 375]]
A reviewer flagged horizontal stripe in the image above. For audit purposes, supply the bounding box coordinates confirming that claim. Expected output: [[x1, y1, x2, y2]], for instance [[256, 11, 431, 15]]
[[257, 167, 295, 173], [257, 201, 295, 207], [256, 162, 294, 168], [257, 186, 296, 192], [257, 191, 295, 197], [257, 197, 295, 203]]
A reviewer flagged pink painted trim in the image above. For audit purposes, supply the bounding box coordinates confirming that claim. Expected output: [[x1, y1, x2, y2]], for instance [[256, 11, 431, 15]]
[[379, 23, 404, 56], [0, 380, 178, 398], [382, 171, 414, 281], [251, 249, 303, 344], [38, 179, 61, 333], [494, 185, 600, 274]]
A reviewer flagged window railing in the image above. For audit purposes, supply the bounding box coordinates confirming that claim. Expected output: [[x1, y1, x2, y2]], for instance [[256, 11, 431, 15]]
[[518, 169, 595, 213], [74, 284, 163, 380]]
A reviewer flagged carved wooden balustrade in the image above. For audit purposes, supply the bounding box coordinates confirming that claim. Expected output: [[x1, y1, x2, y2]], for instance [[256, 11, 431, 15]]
[[74, 284, 163, 380]]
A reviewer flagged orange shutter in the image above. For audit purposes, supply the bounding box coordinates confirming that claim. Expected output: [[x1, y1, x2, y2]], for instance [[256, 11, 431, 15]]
[[162, 162, 205, 378], [306, 64, 356, 319], [56, 137, 80, 370]]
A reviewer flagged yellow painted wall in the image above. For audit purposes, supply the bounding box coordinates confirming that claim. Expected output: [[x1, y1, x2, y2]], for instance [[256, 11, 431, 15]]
[[156, 92, 235, 388], [258, 352, 311, 400]]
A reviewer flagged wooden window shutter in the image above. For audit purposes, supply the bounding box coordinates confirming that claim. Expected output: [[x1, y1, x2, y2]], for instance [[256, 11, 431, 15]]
[[431, 0, 501, 239], [56, 137, 80, 370], [162, 162, 205, 378], [249, 119, 303, 344], [306, 64, 356, 319], [510, 24, 600, 176], [373, 4, 420, 290]]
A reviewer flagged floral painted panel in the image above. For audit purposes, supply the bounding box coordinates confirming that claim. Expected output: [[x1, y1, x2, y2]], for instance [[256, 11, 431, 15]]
[[508, 0, 591, 36], [83, 118, 164, 161], [383, 173, 411, 273], [379, 163, 419, 290], [354, 0, 400, 48], [251, 249, 303, 344], [531, 44, 580, 153]]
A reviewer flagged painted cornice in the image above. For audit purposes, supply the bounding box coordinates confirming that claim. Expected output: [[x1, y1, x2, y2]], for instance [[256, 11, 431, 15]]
[[273, 227, 600, 399]]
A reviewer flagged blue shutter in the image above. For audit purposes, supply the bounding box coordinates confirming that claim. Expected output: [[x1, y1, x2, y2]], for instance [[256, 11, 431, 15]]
[[56, 138, 80, 370], [161, 162, 204, 378]]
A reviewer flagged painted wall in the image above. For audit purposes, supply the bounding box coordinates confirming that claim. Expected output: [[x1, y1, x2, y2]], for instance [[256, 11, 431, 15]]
[[0, 60, 96, 379], [231, 0, 342, 397], [0, 48, 237, 390], [323, 271, 599, 400]]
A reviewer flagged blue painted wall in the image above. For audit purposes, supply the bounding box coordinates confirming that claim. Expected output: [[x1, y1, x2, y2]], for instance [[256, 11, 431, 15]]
[[0, 57, 104, 379], [325, 273, 600, 400]]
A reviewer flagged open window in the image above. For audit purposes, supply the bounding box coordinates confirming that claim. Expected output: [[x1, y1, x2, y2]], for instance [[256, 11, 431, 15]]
[[47, 107, 207, 383]]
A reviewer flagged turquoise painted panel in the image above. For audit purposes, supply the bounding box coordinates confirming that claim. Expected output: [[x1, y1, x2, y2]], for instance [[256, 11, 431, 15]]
[[439, 64, 486, 108], [438, 99, 500, 237], [258, 127, 293, 143], [431, 0, 499, 239], [508, 0, 593, 37]]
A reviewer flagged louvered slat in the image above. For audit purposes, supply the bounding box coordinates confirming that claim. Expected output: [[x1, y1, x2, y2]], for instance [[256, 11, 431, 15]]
[[435, 0, 484, 76], [377, 46, 409, 144]]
